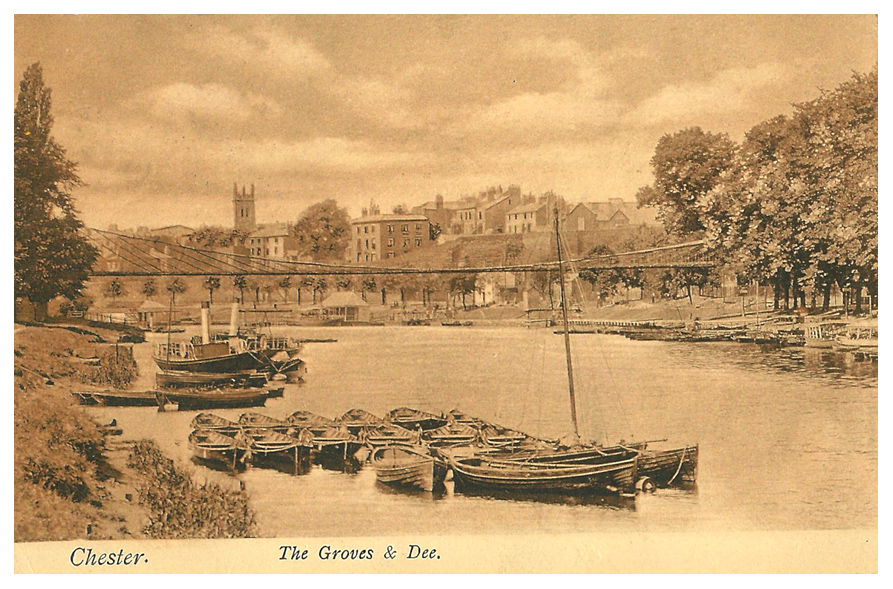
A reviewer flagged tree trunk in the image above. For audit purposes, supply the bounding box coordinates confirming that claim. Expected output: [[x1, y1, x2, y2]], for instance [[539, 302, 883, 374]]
[[854, 282, 863, 314], [33, 299, 49, 322], [822, 284, 831, 311], [381, 288, 386, 306]]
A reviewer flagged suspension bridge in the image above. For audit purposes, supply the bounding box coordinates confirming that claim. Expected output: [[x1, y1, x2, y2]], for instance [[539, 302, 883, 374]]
[[87, 227, 716, 278]]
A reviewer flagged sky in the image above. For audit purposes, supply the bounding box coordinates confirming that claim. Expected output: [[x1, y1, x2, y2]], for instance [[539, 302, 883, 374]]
[[13, 14, 878, 231]]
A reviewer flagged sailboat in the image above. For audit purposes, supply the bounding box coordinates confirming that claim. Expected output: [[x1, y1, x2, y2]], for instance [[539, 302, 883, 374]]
[[500, 207, 698, 489], [447, 207, 643, 496]]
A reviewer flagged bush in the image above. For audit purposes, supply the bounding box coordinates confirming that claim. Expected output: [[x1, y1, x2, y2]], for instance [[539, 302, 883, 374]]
[[127, 441, 256, 539]]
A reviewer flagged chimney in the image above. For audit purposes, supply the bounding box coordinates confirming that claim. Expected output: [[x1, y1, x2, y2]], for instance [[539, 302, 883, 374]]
[[251, 184, 255, 198], [361, 207, 368, 217], [200, 301, 211, 344]]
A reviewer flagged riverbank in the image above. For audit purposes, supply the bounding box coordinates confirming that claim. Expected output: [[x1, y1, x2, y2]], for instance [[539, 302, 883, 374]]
[[13, 324, 255, 542]]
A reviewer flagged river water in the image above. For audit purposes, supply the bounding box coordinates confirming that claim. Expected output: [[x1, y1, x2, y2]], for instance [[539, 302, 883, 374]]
[[90, 326, 877, 537]]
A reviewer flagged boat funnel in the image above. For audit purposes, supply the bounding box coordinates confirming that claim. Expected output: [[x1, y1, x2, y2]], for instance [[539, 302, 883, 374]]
[[201, 301, 211, 344], [229, 302, 240, 336]]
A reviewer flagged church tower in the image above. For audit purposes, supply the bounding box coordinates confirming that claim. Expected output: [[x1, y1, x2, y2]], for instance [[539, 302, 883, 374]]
[[233, 183, 257, 233]]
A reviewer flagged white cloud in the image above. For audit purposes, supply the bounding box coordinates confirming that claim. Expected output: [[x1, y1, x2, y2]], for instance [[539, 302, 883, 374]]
[[143, 82, 281, 123], [192, 24, 331, 79], [626, 62, 788, 128]]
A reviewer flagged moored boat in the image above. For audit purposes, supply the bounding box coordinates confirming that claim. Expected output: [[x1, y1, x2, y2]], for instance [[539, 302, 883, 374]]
[[188, 429, 249, 469], [385, 407, 448, 431], [161, 387, 269, 410], [155, 370, 268, 390], [424, 422, 479, 447], [189, 413, 241, 435], [287, 410, 339, 435], [238, 412, 291, 433], [90, 390, 160, 407], [448, 453, 638, 495], [371, 445, 448, 492], [240, 428, 311, 467], [337, 408, 386, 433], [362, 423, 417, 447]]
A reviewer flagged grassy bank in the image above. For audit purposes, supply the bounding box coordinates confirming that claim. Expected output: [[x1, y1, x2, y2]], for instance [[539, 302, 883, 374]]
[[14, 324, 255, 542]]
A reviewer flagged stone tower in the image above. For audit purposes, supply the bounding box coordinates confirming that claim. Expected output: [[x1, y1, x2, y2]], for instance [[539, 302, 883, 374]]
[[233, 183, 257, 233]]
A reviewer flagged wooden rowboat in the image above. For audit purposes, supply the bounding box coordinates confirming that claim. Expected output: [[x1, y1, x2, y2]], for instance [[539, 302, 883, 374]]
[[90, 390, 160, 407], [305, 425, 364, 458], [240, 429, 311, 467], [161, 387, 268, 410], [337, 409, 386, 433], [188, 429, 249, 469], [363, 424, 417, 447], [424, 422, 479, 447], [287, 410, 338, 435], [371, 445, 448, 492], [155, 370, 268, 390], [385, 407, 448, 431], [189, 413, 241, 435], [238, 412, 291, 433], [449, 453, 638, 495]]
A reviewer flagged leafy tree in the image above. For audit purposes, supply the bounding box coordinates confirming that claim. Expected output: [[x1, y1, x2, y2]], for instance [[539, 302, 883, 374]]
[[141, 279, 157, 300], [232, 275, 247, 303], [292, 200, 351, 262], [636, 127, 737, 236], [361, 276, 377, 302], [14, 62, 98, 320], [449, 274, 477, 310], [105, 279, 125, 302], [392, 203, 410, 214], [166, 278, 187, 305], [278, 276, 292, 302], [429, 222, 442, 241], [203, 275, 221, 304]]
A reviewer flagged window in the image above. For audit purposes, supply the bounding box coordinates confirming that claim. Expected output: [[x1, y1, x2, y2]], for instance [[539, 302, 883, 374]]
[[478, 212, 482, 219], [387, 225, 394, 233], [578, 217, 586, 231], [388, 252, 395, 258], [370, 254, 376, 262], [357, 239, 361, 250], [357, 227, 361, 234], [357, 253, 361, 262], [403, 239, 409, 248], [415, 238, 422, 247], [402, 224, 409, 233], [371, 239, 376, 250], [364, 226, 368, 233], [365, 239, 369, 249], [387, 237, 394, 247], [416, 224, 422, 232]]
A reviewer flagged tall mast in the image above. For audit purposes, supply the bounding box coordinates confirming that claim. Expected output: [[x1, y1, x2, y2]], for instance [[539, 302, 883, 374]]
[[554, 206, 579, 436]]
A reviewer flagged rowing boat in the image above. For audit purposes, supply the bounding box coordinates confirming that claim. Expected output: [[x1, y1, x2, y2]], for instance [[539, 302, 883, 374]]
[[188, 429, 249, 469], [190, 413, 241, 435], [90, 390, 160, 407], [371, 445, 448, 492], [337, 408, 386, 433], [449, 453, 638, 495], [287, 410, 338, 435], [238, 412, 291, 433], [161, 387, 269, 410], [155, 370, 268, 390], [362, 423, 417, 447], [424, 422, 479, 447], [385, 407, 448, 431]]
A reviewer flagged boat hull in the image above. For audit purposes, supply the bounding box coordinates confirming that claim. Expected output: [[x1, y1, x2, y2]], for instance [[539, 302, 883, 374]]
[[155, 370, 267, 389], [372, 446, 447, 492], [162, 389, 269, 410], [154, 351, 264, 373], [91, 391, 160, 407], [450, 455, 638, 495]]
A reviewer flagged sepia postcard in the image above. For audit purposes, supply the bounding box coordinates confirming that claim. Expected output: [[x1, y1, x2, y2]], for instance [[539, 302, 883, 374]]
[[12, 14, 878, 574]]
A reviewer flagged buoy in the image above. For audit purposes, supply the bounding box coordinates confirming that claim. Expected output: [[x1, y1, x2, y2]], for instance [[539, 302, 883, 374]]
[[636, 476, 656, 493]]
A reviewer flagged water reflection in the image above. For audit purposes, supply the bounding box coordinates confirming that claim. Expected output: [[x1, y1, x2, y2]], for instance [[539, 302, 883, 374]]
[[669, 343, 877, 387]]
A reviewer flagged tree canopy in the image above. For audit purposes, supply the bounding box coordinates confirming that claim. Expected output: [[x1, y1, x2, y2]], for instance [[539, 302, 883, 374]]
[[291, 199, 351, 262], [637, 68, 878, 310], [15, 62, 98, 319]]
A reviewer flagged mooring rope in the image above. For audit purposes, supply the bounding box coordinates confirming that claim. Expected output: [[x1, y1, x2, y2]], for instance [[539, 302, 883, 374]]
[[667, 446, 688, 485]]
